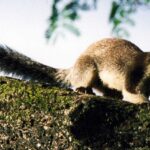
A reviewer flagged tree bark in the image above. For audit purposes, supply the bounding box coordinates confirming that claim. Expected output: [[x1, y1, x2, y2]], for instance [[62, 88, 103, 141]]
[[0, 77, 150, 150]]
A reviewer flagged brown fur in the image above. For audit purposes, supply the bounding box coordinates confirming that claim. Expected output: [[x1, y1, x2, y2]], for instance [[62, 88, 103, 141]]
[[58, 38, 150, 104]]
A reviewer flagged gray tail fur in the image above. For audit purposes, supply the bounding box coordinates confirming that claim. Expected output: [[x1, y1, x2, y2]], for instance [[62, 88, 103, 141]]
[[0, 45, 70, 86]]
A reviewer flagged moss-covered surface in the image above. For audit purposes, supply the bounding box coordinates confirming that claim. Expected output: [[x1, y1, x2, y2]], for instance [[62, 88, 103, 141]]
[[0, 77, 150, 150]]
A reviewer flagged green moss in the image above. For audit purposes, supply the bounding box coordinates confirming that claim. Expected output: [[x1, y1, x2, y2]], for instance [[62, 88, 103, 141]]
[[0, 77, 78, 149], [1, 76, 150, 149]]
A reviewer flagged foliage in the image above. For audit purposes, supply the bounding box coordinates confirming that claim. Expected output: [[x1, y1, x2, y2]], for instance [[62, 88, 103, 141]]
[[46, 0, 150, 41], [45, 0, 97, 41], [109, 0, 150, 37]]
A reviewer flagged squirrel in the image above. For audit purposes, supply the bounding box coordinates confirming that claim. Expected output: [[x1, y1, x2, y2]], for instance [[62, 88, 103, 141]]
[[0, 38, 150, 104]]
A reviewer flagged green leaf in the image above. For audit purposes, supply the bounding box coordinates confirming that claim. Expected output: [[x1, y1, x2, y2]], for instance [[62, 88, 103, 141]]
[[63, 23, 80, 36], [63, 11, 79, 21], [120, 9, 126, 17], [109, 1, 120, 22], [63, 1, 78, 11], [113, 18, 122, 26], [45, 23, 57, 39]]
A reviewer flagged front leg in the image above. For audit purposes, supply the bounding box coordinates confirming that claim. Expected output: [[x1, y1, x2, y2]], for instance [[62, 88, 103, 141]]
[[76, 87, 95, 95]]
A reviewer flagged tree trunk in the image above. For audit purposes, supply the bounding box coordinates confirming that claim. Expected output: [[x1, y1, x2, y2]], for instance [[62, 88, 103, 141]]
[[0, 77, 150, 150]]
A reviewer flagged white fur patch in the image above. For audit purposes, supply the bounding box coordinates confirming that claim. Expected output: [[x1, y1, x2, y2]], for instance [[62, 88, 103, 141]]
[[99, 70, 124, 91]]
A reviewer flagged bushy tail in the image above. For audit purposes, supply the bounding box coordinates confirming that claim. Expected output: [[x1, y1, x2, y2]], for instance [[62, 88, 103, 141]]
[[55, 69, 71, 87], [0, 45, 70, 86]]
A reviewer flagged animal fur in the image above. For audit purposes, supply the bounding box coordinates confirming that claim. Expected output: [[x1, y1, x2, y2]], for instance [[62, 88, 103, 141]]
[[0, 38, 150, 104]]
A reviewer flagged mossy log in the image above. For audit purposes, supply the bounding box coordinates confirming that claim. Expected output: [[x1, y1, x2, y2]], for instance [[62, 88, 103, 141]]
[[0, 77, 150, 150]]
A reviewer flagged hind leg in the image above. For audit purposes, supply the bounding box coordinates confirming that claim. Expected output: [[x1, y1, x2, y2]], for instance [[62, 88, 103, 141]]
[[123, 67, 149, 104], [70, 55, 97, 94]]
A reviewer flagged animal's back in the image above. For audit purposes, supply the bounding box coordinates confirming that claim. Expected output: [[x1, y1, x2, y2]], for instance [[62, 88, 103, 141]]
[[86, 38, 143, 70]]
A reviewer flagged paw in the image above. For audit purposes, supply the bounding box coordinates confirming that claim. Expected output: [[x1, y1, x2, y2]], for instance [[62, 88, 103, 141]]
[[76, 87, 95, 95]]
